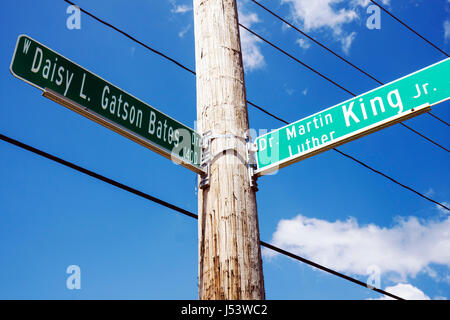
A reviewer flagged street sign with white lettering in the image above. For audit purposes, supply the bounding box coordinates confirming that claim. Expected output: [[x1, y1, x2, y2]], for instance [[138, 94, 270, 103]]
[[10, 34, 203, 173], [255, 58, 449, 176]]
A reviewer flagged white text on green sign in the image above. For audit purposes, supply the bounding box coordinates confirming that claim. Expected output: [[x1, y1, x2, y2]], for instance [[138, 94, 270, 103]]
[[255, 58, 449, 175], [10, 34, 203, 173]]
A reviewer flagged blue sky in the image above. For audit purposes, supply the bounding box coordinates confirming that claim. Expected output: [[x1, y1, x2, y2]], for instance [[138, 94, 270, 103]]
[[0, 0, 449, 300]]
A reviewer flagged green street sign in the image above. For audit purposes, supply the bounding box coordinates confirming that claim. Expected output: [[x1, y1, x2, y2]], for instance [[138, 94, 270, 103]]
[[10, 35, 203, 174], [255, 58, 450, 176]]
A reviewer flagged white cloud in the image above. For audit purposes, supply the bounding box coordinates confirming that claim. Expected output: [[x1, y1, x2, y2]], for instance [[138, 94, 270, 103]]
[[340, 31, 357, 54], [239, 8, 265, 71], [444, 20, 450, 42], [170, 0, 265, 71], [375, 283, 430, 300], [437, 202, 450, 214], [265, 214, 450, 279], [284, 86, 295, 96], [239, 9, 260, 28], [425, 187, 435, 197], [296, 38, 311, 49], [302, 88, 308, 95], [171, 4, 192, 14], [281, 0, 388, 53], [178, 24, 191, 38], [282, 0, 358, 33], [352, 0, 390, 7]]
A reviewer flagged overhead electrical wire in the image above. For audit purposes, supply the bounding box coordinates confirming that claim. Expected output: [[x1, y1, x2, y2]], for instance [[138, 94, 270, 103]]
[[333, 148, 448, 210], [427, 112, 449, 127], [61, 0, 450, 211], [248, 0, 449, 128], [0, 132, 404, 300], [238, 23, 449, 153], [369, 0, 449, 57], [239, 23, 356, 96], [64, 0, 196, 76], [64, 0, 448, 148], [249, 0, 383, 85], [8, 0, 448, 300]]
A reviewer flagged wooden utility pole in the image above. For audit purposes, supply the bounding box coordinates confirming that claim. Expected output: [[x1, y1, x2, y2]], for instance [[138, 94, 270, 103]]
[[193, 0, 265, 300]]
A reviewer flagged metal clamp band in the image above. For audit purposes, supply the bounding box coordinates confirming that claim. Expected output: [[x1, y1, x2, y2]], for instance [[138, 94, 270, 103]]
[[199, 131, 259, 190]]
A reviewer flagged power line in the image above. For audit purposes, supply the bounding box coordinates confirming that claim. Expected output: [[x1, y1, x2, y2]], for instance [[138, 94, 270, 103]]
[[60, 0, 449, 211], [251, 106, 449, 211], [399, 122, 449, 153], [427, 112, 450, 127], [246, 109, 449, 211], [63, 0, 196, 75], [260, 241, 402, 300], [0, 134, 198, 220], [249, 0, 383, 85], [64, 0, 449, 153], [0, 132, 404, 300], [369, 0, 449, 57], [333, 148, 449, 210], [239, 23, 449, 153], [247, 99, 289, 124], [239, 23, 356, 96], [248, 0, 450, 129]]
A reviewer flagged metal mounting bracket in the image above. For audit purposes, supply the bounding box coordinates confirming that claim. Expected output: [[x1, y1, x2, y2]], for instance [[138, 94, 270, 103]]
[[198, 131, 259, 190], [246, 138, 259, 191], [199, 131, 212, 189]]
